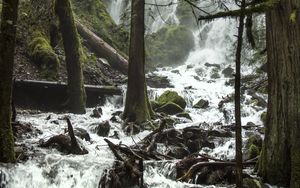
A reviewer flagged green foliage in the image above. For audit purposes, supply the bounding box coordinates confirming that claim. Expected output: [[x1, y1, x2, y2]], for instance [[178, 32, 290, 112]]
[[28, 33, 59, 79], [146, 25, 194, 69], [260, 111, 267, 125], [71, 0, 129, 55], [157, 90, 187, 109]]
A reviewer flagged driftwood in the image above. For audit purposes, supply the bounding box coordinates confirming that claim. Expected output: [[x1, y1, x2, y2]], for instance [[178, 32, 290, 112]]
[[40, 118, 88, 155], [76, 21, 128, 74]]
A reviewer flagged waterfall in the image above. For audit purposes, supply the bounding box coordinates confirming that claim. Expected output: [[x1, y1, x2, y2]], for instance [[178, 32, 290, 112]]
[[109, 0, 125, 25]]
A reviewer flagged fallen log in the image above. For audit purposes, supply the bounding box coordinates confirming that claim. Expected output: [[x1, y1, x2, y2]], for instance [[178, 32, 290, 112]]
[[76, 21, 128, 74]]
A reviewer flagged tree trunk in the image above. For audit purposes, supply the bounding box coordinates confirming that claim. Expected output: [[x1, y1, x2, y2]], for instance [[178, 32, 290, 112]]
[[76, 22, 128, 74], [258, 0, 300, 187], [55, 0, 86, 114], [0, 0, 19, 163], [122, 0, 153, 123], [235, 0, 246, 187]]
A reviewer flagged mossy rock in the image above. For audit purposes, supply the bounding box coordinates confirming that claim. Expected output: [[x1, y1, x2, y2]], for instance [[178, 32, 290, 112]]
[[156, 102, 184, 115], [260, 111, 267, 125], [157, 90, 187, 109], [145, 25, 194, 69], [71, 0, 129, 56], [193, 99, 209, 109], [248, 144, 260, 158], [28, 34, 59, 78]]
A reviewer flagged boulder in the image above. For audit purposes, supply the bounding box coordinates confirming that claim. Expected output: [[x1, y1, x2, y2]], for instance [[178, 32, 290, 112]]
[[222, 66, 234, 78], [145, 25, 194, 69], [96, 121, 111, 137], [176, 112, 192, 121], [146, 74, 174, 88], [157, 90, 186, 109], [74, 128, 90, 141], [193, 99, 209, 109], [205, 62, 221, 69], [156, 102, 184, 115], [208, 130, 233, 138]]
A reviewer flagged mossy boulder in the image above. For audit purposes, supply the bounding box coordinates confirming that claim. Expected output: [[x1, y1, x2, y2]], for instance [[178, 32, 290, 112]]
[[243, 178, 263, 188], [156, 102, 184, 115], [260, 111, 267, 125], [71, 0, 129, 55], [157, 90, 187, 109], [248, 144, 260, 158], [176, 112, 192, 121], [28, 35, 59, 78], [145, 25, 194, 69]]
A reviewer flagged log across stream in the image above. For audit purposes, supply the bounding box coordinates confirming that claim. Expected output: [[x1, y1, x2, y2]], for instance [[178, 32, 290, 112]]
[[13, 79, 122, 111]]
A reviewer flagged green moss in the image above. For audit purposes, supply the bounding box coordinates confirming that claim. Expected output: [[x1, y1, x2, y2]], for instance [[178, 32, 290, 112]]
[[290, 9, 297, 23], [243, 178, 262, 188], [157, 90, 187, 109], [71, 0, 129, 56], [145, 25, 194, 69], [249, 144, 260, 158], [156, 102, 184, 115], [28, 33, 59, 79], [260, 111, 267, 125]]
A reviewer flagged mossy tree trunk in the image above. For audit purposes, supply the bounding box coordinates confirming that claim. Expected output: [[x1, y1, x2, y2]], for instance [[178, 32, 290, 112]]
[[122, 0, 153, 123], [0, 0, 19, 163], [258, 0, 300, 187], [55, 0, 86, 114]]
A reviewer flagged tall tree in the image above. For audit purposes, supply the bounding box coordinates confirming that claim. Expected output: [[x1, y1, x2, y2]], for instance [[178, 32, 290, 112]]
[[258, 0, 300, 187], [234, 0, 246, 186], [0, 0, 19, 163], [122, 0, 153, 123], [55, 0, 86, 114]]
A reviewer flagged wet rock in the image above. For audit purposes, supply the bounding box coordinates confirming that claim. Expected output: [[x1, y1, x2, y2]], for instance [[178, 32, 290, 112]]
[[259, 63, 267, 73], [186, 64, 193, 69], [193, 75, 201, 81], [96, 121, 111, 137], [210, 73, 221, 79], [14, 145, 28, 161], [156, 102, 184, 115], [205, 62, 221, 69], [222, 66, 234, 78], [74, 128, 90, 141], [171, 70, 180, 74], [247, 89, 267, 108], [90, 107, 103, 118], [186, 139, 201, 153], [193, 99, 209, 109], [183, 127, 207, 140], [50, 120, 59, 125], [195, 68, 205, 77], [146, 74, 174, 88], [12, 122, 42, 139], [167, 146, 190, 159], [157, 90, 187, 109], [110, 115, 121, 123], [176, 112, 192, 121], [201, 140, 215, 149], [208, 130, 233, 138]]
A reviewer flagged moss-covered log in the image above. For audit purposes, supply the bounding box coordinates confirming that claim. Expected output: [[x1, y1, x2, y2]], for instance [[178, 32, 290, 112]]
[[0, 0, 19, 163], [122, 0, 153, 123], [258, 0, 300, 187], [55, 0, 86, 114], [76, 21, 128, 74]]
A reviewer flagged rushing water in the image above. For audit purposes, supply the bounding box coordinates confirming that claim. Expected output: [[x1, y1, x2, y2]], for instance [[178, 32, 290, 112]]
[[1, 1, 268, 188]]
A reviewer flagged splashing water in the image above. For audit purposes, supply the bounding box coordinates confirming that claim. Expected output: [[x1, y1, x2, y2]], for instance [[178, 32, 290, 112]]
[[0, 1, 268, 188]]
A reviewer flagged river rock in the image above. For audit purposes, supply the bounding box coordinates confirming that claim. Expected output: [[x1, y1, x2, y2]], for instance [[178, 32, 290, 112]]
[[90, 107, 103, 118], [176, 112, 192, 121], [157, 90, 187, 109], [74, 128, 90, 141], [156, 102, 184, 115], [205, 62, 221, 69], [193, 99, 209, 109], [208, 130, 233, 138], [167, 146, 190, 159], [96, 121, 111, 137], [146, 74, 174, 88], [222, 66, 234, 78]]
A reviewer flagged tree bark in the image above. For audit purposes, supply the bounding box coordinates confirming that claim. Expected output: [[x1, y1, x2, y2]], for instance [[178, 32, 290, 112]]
[[55, 0, 86, 114], [235, 0, 246, 187], [0, 0, 19, 163], [76, 22, 128, 74], [122, 0, 153, 123], [258, 0, 300, 187]]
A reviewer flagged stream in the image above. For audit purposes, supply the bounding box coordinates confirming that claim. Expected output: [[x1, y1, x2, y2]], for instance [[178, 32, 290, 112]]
[[1, 1, 268, 188]]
